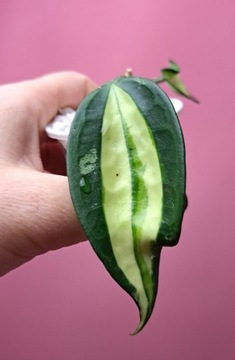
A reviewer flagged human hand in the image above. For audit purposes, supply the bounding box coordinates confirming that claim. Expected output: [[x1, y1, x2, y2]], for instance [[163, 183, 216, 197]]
[[0, 72, 97, 276]]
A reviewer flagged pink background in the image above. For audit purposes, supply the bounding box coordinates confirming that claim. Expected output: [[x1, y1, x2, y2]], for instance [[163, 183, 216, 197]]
[[0, 0, 235, 359]]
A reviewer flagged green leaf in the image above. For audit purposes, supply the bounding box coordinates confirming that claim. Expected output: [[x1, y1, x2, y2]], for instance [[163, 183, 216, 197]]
[[154, 60, 199, 103]]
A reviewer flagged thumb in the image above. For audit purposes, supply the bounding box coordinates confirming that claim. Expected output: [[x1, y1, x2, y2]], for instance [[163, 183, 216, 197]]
[[0, 167, 86, 271], [31, 172, 87, 251]]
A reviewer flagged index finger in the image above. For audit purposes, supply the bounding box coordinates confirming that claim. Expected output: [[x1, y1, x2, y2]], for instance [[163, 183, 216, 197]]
[[27, 71, 97, 129]]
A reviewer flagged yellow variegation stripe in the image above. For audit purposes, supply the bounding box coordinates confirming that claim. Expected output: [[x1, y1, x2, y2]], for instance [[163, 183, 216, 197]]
[[101, 84, 163, 332]]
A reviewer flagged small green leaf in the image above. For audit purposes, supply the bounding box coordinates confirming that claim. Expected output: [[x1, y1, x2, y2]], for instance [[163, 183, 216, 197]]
[[154, 60, 199, 104]]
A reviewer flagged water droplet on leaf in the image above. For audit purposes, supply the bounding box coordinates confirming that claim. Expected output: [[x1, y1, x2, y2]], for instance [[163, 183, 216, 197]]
[[80, 176, 91, 194]]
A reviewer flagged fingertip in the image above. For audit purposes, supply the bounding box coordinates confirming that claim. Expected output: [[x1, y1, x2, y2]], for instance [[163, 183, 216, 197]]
[[28, 71, 98, 128]]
